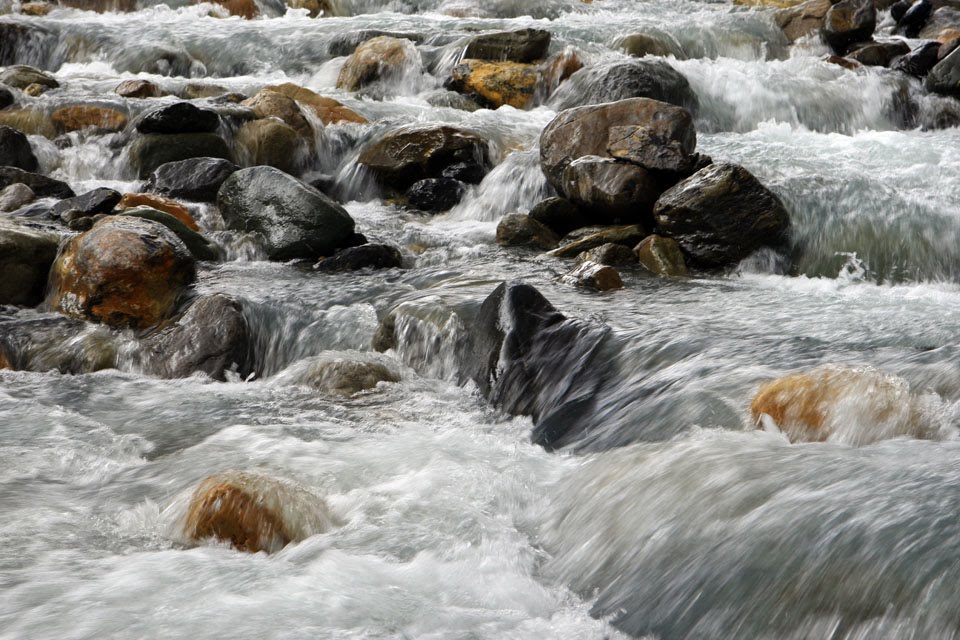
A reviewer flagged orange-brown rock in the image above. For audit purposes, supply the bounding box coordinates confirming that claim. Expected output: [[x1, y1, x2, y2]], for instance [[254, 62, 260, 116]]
[[774, 0, 832, 42], [447, 59, 538, 109], [46, 216, 196, 329], [20, 2, 52, 15], [115, 79, 162, 99], [336, 36, 420, 91], [117, 193, 199, 231], [51, 106, 128, 134], [0, 109, 56, 138], [265, 82, 368, 125], [823, 54, 862, 70], [182, 470, 339, 553], [560, 260, 623, 291], [937, 29, 960, 44], [539, 48, 584, 97], [210, 0, 258, 18], [0, 348, 11, 370], [241, 89, 313, 137], [750, 365, 934, 445]]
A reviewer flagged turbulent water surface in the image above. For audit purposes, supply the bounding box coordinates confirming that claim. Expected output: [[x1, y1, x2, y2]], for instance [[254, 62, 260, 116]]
[[3, 0, 960, 637]]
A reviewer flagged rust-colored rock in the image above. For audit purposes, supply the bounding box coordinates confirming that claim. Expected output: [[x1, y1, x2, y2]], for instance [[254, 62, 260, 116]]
[[20, 2, 52, 15], [46, 216, 196, 329], [51, 106, 128, 134], [0, 109, 55, 138], [336, 36, 421, 91], [265, 82, 368, 125], [116, 79, 162, 99], [634, 234, 687, 276], [774, 0, 832, 42], [241, 89, 313, 137], [447, 59, 538, 109], [210, 0, 258, 18], [117, 193, 199, 231], [560, 260, 623, 291]]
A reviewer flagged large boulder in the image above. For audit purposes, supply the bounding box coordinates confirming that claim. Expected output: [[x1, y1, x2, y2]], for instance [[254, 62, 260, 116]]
[[561, 156, 660, 224], [775, 0, 834, 43], [128, 133, 232, 178], [265, 83, 368, 125], [145, 157, 239, 202], [336, 36, 422, 92], [46, 216, 197, 329], [539, 97, 696, 192], [140, 294, 250, 380], [358, 124, 489, 191], [217, 166, 355, 260], [0, 217, 62, 306], [0, 65, 58, 90], [892, 41, 942, 77], [0, 167, 74, 198], [549, 59, 698, 113], [899, 0, 933, 38], [50, 188, 122, 221], [822, 0, 877, 54], [182, 470, 338, 553], [0, 183, 34, 212], [0, 126, 37, 172], [51, 106, 128, 134], [135, 102, 221, 134], [926, 46, 960, 97], [462, 28, 551, 63], [446, 60, 539, 109], [241, 89, 313, 138], [653, 162, 791, 268], [235, 119, 304, 174], [496, 213, 560, 250]]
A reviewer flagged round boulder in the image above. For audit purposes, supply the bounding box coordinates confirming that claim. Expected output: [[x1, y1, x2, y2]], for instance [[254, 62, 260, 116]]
[[549, 59, 698, 113], [145, 156, 239, 202], [0, 217, 61, 306], [405, 177, 465, 212], [336, 36, 422, 92], [561, 156, 660, 224], [0, 125, 37, 172], [136, 102, 220, 135], [496, 213, 560, 250]]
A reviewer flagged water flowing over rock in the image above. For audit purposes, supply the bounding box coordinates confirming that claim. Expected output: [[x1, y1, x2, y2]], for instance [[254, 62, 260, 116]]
[[775, 0, 833, 42], [314, 244, 404, 271], [235, 119, 304, 174], [0, 217, 62, 306], [46, 216, 197, 329], [461, 28, 551, 62], [217, 166, 355, 260], [51, 106, 128, 134], [0, 125, 37, 172], [135, 102, 221, 135], [576, 242, 637, 266], [145, 157, 239, 202], [336, 36, 422, 92], [265, 82, 368, 125], [892, 40, 942, 77], [0, 314, 121, 373], [241, 89, 313, 138], [278, 352, 401, 396], [549, 59, 699, 113], [528, 197, 588, 237], [653, 162, 791, 268]]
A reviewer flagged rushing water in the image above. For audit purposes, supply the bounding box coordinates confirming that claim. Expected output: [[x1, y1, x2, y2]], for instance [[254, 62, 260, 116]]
[[3, 0, 960, 637]]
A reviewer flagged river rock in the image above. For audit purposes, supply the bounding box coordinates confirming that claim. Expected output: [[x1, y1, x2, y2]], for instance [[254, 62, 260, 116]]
[[336, 36, 422, 92], [118, 206, 219, 261], [0, 108, 59, 138], [776, 0, 833, 42], [51, 106, 128, 134], [0, 167, 74, 198], [0, 315, 119, 373], [235, 119, 304, 174], [136, 102, 221, 135], [0, 65, 58, 91], [462, 28, 551, 63], [116, 79, 162, 99], [182, 471, 338, 553], [314, 244, 403, 271], [0, 87, 14, 110], [926, 45, 960, 96], [129, 132, 232, 178], [892, 41, 942, 76], [847, 40, 910, 66], [50, 187, 122, 220], [265, 83, 368, 125], [47, 216, 196, 329], [326, 29, 424, 56], [634, 234, 688, 276], [217, 166, 355, 260], [405, 177, 465, 212], [117, 193, 198, 230], [496, 213, 560, 250], [653, 162, 791, 268], [549, 59, 698, 113], [0, 217, 61, 306], [529, 197, 588, 237], [822, 0, 876, 54], [140, 294, 249, 379], [292, 354, 401, 396], [358, 124, 489, 191], [0, 183, 34, 212], [446, 60, 539, 109], [751, 365, 935, 445], [145, 156, 239, 202], [241, 89, 312, 137], [576, 242, 637, 266], [561, 156, 660, 224], [900, 0, 933, 37], [539, 97, 696, 192], [547, 224, 647, 258], [424, 89, 484, 112], [210, 0, 259, 18], [617, 33, 679, 59], [0, 126, 37, 172], [560, 260, 623, 291]]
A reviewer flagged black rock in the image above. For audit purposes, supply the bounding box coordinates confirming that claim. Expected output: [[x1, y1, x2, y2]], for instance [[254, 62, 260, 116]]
[[529, 197, 590, 237], [892, 41, 942, 77], [135, 102, 221, 135], [462, 28, 551, 63], [0, 87, 13, 110], [146, 157, 239, 202], [0, 126, 37, 172], [898, 0, 932, 38], [847, 40, 910, 67], [926, 46, 960, 97], [129, 133, 232, 179], [549, 59, 699, 114], [406, 178, 466, 212], [0, 167, 74, 198], [496, 213, 560, 250], [441, 161, 486, 185], [50, 188, 122, 220], [890, 0, 911, 22], [314, 244, 403, 271]]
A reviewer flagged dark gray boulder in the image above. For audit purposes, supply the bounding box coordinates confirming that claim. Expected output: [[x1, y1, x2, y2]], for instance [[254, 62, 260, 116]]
[[926, 46, 960, 97], [0, 126, 37, 172], [136, 102, 221, 135], [822, 0, 877, 54], [462, 28, 551, 63], [314, 244, 403, 271], [892, 41, 942, 77], [0, 167, 74, 198], [0, 217, 62, 306], [50, 188, 122, 220], [406, 177, 465, 212], [145, 157, 239, 202], [549, 59, 699, 114], [129, 133, 232, 179]]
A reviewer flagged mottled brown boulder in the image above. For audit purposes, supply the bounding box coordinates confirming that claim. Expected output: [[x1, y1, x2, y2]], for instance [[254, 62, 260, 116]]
[[547, 224, 647, 258], [634, 234, 688, 276], [0, 217, 62, 306], [115, 79, 162, 99], [822, 0, 876, 54], [576, 242, 637, 266], [265, 83, 368, 124], [118, 193, 199, 231], [560, 260, 623, 290], [46, 216, 196, 329], [496, 213, 560, 250], [447, 60, 538, 109], [775, 0, 832, 43], [561, 156, 660, 224], [0, 65, 58, 90], [51, 106, 128, 133], [336, 36, 421, 91], [235, 119, 304, 174], [241, 89, 313, 137]]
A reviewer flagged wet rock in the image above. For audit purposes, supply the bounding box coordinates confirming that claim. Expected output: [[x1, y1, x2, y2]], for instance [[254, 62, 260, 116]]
[[0, 65, 58, 91], [529, 197, 589, 237], [940, 36, 960, 59], [538, 48, 585, 97], [446, 60, 539, 109], [0, 315, 120, 373], [926, 45, 960, 96], [823, 54, 863, 70], [899, 0, 933, 38], [183, 471, 338, 553], [0, 217, 61, 306], [326, 30, 424, 56], [496, 213, 560, 250], [0, 87, 13, 110], [293, 355, 400, 396], [314, 244, 403, 271], [217, 166, 355, 260], [0, 109, 54, 141], [424, 89, 484, 112], [0, 183, 35, 212], [822, 0, 877, 55], [118, 206, 218, 261], [115, 79, 162, 99], [336, 36, 422, 92], [358, 124, 489, 191], [20, 2, 53, 15], [129, 132, 232, 178], [265, 83, 368, 125], [576, 242, 637, 266], [560, 260, 623, 291], [235, 119, 304, 174], [50, 187, 122, 220], [241, 89, 312, 138], [140, 294, 249, 379], [847, 40, 910, 66], [136, 102, 221, 135], [539, 97, 696, 192], [47, 216, 196, 329], [890, 0, 910, 22], [617, 33, 679, 59], [547, 224, 647, 258], [145, 156, 239, 202], [210, 0, 259, 18], [634, 234, 688, 276], [653, 162, 791, 268], [23, 83, 48, 98], [891, 40, 942, 76], [775, 0, 833, 43], [0, 126, 37, 172], [0, 167, 74, 198], [117, 193, 199, 231], [405, 177, 465, 212], [440, 161, 486, 184], [51, 106, 128, 134], [561, 156, 660, 225], [181, 83, 230, 100], [751, 365, 936, 445], [549, 59, 698, 113], [462, 28, 551, 63]]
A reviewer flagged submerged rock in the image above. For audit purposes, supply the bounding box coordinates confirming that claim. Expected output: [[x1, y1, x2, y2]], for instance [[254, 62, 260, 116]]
[[0, 217, 62, 306], [926, 46, 960, 97], [314, 244, 403, 271], [617, 33, 680, 59], [217, 166, 355, 260], [0, 126, 38, 172], [496, 213, 560, 250], [549, 59, 698, 114], [892, 41, 941, 77], [847, 40, 910, 67], [0, 314, 120, 374], [51, 106, 128, 134], [0, 65, 58, 90], [0, 167, 74, 198], [145, 157, 239, 202], [241, 89, 313, 138], [462, 28, 551, 63]]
